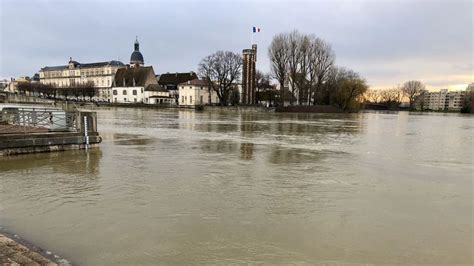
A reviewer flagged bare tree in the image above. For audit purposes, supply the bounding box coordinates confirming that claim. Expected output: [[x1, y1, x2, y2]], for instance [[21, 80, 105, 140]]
[[402, 80, 425, 109], [198, 51, 242, 106], [364, 89, 381, 103], [268, 33, 289, 106], [309, 37, 335, 105], [380, 86, 403, 104], [286, 30, 305, 105]]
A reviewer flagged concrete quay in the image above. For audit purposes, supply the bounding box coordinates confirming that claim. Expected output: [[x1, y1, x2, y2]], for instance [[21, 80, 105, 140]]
[[0, 108, 101, 155], [0, 131, 101, 155], [0, 231, 69, 265]]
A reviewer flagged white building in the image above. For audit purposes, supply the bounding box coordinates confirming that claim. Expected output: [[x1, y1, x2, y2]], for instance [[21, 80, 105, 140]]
[[422, 89, 466, 111], [178, 79, 219, 106], [112, 66, 172, 105], [424, 89, 448, 110]]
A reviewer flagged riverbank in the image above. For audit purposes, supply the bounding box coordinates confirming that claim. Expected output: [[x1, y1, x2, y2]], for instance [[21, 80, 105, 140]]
[[0, 228, 70, 265]]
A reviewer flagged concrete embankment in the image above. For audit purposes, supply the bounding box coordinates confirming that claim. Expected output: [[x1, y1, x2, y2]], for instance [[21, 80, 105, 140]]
[[0, 92, 54, 105], [0, 229, 70, 265], [0, 130, 101, 155], [0, 108, 101, 155]]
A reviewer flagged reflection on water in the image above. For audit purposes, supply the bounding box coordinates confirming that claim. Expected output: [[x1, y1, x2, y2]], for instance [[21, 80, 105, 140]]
[[0, 108, 472, 265]]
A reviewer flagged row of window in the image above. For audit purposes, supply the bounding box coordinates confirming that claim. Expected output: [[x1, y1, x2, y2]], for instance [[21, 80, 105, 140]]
[[112, 88, 144, 95], [44, 69, 112, 78], [181, 95, 219, 104], [180, 86, 205, 90]]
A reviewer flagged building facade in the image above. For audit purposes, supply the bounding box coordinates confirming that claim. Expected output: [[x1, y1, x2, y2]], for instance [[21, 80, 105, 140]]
[[241, 44, 257, 105], [39, 58, 125, 100], [157, 72, 198, 104], [422, 89, 466, 111], [178, 79, 219, 106], [112, 66, 172, 104]]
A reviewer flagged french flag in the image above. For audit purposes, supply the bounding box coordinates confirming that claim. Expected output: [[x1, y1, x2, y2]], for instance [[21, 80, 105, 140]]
[[253, 26, 261, 33]]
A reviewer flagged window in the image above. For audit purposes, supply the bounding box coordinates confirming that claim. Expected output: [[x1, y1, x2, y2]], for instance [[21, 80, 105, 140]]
[[200, 96, 203, 103], [134, 98, 137, 102], [113, 90, 117, 95], [200, 87, 203, 90], [123, 90, 127, 95], [133, 90, 137, 95], [124, 98, 127, 102], [141, 88, 143, 93], [182, 96, 184, 103], [190, 96, 192, 104]]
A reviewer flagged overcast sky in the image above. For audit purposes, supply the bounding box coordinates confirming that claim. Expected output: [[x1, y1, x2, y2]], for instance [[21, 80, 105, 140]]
[[0, 0, 472, 90]]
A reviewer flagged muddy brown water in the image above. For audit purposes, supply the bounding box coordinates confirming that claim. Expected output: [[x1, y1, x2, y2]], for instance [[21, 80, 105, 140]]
[[1, 108, 473, 265]]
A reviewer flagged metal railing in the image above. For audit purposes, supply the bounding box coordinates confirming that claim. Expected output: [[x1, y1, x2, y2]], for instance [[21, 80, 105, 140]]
[[0, 107, 79, 134]]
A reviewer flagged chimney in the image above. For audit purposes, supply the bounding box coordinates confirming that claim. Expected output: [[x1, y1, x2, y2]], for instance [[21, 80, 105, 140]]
[[133, 78, 136, 87]]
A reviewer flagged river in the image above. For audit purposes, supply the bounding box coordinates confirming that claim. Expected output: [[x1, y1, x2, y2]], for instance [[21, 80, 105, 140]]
[[0, 108, 472, 265]]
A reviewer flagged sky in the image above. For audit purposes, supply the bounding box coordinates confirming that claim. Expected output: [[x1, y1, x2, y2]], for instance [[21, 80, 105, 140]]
[[0, 0, 472, 90]]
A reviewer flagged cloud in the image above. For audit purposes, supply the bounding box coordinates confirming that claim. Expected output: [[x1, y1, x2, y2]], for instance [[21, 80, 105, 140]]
[[0, 0, 472, 90]]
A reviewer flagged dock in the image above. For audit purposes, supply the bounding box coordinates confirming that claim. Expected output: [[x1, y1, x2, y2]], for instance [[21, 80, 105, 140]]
[[0, 106, 101, 155]]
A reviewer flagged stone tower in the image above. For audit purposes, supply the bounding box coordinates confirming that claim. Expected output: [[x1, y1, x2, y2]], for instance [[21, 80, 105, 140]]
[[242, 44, 257, 105]]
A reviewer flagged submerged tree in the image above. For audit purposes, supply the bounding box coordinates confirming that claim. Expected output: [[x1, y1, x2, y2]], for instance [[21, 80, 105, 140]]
[[268, 31, 335, 106], [198, 51, 242, 106], [330, 68, 368, 111], [268, 33, 289, 106], [402, 80, 426, 110]]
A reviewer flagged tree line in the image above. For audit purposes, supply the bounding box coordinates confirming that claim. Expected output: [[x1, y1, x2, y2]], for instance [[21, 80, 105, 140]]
[[16, 81, 99, 101], [363, 81, 426, 110]]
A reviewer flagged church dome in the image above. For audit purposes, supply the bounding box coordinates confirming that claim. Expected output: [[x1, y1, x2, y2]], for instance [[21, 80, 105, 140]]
[[130, 38, 144, 66]]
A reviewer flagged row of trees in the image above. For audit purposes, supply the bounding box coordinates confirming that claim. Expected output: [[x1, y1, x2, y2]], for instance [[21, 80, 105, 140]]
[[364, 80, 427, 110], [268, 30, 368, 111], [16, 81, 99, 101]]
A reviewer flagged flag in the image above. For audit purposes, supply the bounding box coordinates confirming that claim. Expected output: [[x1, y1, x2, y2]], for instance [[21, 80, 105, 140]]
[[253, 26, 261, 33]]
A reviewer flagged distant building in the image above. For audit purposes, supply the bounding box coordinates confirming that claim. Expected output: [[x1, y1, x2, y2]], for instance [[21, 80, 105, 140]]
[[4, 77, 32, 94], [112, 66, 172, 104], [0, 79, 9, 91], [178, 79, 218, 106], [421, 89, 466, 111], [157, 72, 198, 104], [241, 44, 257, 105], [38, 58, 125, 100]]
